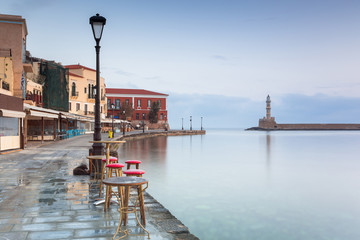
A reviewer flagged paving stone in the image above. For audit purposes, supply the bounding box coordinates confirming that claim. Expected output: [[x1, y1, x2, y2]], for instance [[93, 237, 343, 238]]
[[11, 223, 56, 231], [32, 216, 72, 223], [27, 230, 74, 240], [0, 232, 28, 240]]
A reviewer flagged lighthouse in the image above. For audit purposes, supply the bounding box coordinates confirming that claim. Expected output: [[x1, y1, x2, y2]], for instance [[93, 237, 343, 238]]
[[258, 95, 276, 129], [266, 95, 271, 120]]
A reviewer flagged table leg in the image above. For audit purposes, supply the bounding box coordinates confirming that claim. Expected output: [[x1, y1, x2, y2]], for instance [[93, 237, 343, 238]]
[[122, 186, 130, 226], [137, 185, 146, 226]]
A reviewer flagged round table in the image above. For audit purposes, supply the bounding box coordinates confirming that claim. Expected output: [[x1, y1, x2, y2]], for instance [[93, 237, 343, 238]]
[[102, 176, 149, 239]]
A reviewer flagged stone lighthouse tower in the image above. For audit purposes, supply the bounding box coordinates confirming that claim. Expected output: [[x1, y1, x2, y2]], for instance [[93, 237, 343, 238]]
[[266, 95, 271, 120], [258, 95, 276, 129]]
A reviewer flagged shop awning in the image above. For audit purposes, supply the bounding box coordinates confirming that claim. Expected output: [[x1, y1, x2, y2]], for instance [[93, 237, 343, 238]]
[[29, 110, 58, 119], [0, 109, 26, 118]]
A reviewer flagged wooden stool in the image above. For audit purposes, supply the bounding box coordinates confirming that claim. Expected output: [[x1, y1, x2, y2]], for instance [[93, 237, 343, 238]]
[[99, 156, 118, 198], [105, 163, 125, 211], [125, 160, 142, 169]]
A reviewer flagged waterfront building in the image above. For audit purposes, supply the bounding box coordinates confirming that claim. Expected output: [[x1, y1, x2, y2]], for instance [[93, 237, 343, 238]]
[[105, 88, 168, 129], [65, 64, 109, 132], [0, 14, 31, 151]]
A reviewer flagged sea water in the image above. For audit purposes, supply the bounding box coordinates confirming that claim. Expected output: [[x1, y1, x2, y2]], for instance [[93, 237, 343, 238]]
[[118, 129, 360, 240]]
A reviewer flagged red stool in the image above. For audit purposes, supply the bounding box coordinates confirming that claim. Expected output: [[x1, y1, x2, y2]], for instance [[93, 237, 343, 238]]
[[99, 156, 118, 198], [125, 160, 142, 170], [123, 169, 145, 177], [105, 163, 125, 211]]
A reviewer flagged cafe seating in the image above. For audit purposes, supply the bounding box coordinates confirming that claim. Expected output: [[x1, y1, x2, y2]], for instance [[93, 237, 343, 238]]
[[99, 156, 118, 197], [123, 169, 145, 177], [125, 160, 142, 169]]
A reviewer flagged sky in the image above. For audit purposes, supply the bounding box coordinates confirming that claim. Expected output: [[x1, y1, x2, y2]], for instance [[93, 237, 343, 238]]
[[2, 0, 360, 128]]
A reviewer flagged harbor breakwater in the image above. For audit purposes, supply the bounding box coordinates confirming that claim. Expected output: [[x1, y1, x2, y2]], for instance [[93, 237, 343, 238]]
[[116, 130, 206, 141]]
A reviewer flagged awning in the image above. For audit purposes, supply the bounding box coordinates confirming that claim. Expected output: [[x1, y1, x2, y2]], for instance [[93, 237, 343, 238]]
[[0, 109, 26, 118], [29, 110, 58, 119]]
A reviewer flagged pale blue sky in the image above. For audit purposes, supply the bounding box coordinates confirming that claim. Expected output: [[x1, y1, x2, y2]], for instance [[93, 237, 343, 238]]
[[2, 0, 360, 128]]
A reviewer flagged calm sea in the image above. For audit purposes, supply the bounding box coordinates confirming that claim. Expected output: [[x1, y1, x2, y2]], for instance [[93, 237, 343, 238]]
[[118, 129, 360, 240]]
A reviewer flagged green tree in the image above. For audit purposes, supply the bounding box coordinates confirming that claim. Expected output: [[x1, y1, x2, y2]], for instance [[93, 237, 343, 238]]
[[148, 102, 160, 123], [119, 101, 134, 120]]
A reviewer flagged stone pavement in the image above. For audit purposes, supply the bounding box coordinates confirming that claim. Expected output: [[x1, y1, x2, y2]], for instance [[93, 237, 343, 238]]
[[0, 134, 199, 240]]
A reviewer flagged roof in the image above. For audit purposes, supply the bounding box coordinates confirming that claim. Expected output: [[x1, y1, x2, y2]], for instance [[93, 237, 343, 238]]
[[69, 72, 83, 78], [65, 64, 96, 72], [106, 88, 168, 96]]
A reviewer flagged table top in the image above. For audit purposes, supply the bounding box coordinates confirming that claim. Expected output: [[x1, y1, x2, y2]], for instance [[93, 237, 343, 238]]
[[89, 140, 126, 144], [86, 155, 106, 160], [102, 177, 148, 186]]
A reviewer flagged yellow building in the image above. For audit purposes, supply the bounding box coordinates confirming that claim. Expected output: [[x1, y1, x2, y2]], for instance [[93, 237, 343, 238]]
[[65, 64, 107, 131]]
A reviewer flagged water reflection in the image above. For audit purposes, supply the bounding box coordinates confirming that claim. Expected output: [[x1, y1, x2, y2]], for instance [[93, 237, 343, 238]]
[[266, 132, 271, 178]]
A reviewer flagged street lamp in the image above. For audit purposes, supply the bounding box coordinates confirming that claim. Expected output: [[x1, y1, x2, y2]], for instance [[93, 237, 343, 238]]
[[182, 117, 184, 131], [90, 13, 106, 156], [111, 103, 115, 138], [201, 117, 203, 131], [122, 110, 125, 136], [190, 116, 192, 131]]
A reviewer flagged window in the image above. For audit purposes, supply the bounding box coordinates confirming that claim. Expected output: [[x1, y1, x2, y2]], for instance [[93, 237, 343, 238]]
[[115, 99, 120, 109], [88, 84, 91, 98], [84, 87, 87, 94], [76, 103, 80, 111], [147, 100, 151, 108], [160, 113, 164, 120], [69, 102, 71, 111], [125, 99, 129, 105], [85, 104, 88, 115], [101, 106, 103, 113], [107, 99, 111, 109], [142, 113, 146, 120], [137, 99, 141, 108], [136, 113, 139, 120], [72, 82, 76, 96], [157, 100, 161, 108], [0, 117, 19, 136]]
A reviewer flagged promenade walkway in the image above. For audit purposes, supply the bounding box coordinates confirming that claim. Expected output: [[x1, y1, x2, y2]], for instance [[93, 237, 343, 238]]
[[0, 133, 198, 240]]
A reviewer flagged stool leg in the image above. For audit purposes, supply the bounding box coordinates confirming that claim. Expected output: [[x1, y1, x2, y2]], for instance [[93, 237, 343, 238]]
[[99, 162, 106, 197]]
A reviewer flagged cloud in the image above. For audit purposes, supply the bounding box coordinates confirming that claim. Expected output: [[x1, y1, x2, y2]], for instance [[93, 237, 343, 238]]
[[211, 55, 228, 61]]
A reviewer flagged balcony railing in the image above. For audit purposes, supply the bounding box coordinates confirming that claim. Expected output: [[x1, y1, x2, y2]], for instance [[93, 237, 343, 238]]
[[71, 91, 79, 97], [0, 48, 11, 57]]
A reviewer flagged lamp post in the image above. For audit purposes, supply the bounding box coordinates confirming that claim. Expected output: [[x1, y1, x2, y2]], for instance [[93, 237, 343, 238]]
[[111, 103, 115, 138], [201, 117, 203, 131], [190, 116, 192, 131], [122, 110, 125, 136], [182, 117, 184, 130], [90, 13, 106, 156]]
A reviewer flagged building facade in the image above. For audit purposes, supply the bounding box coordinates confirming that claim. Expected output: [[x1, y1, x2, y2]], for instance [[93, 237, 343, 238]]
[[0, 14, 32, 152], [105, 88, 168, 128], [65, 64, 107, 131]]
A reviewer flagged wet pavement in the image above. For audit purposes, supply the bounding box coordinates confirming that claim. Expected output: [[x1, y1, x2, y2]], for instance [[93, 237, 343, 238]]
[[0, 134, 198, 240]]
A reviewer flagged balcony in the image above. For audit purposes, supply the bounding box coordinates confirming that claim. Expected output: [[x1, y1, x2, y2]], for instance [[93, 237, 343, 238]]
[[70, 91, 79, 100], [1, 81, 10, 91]]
